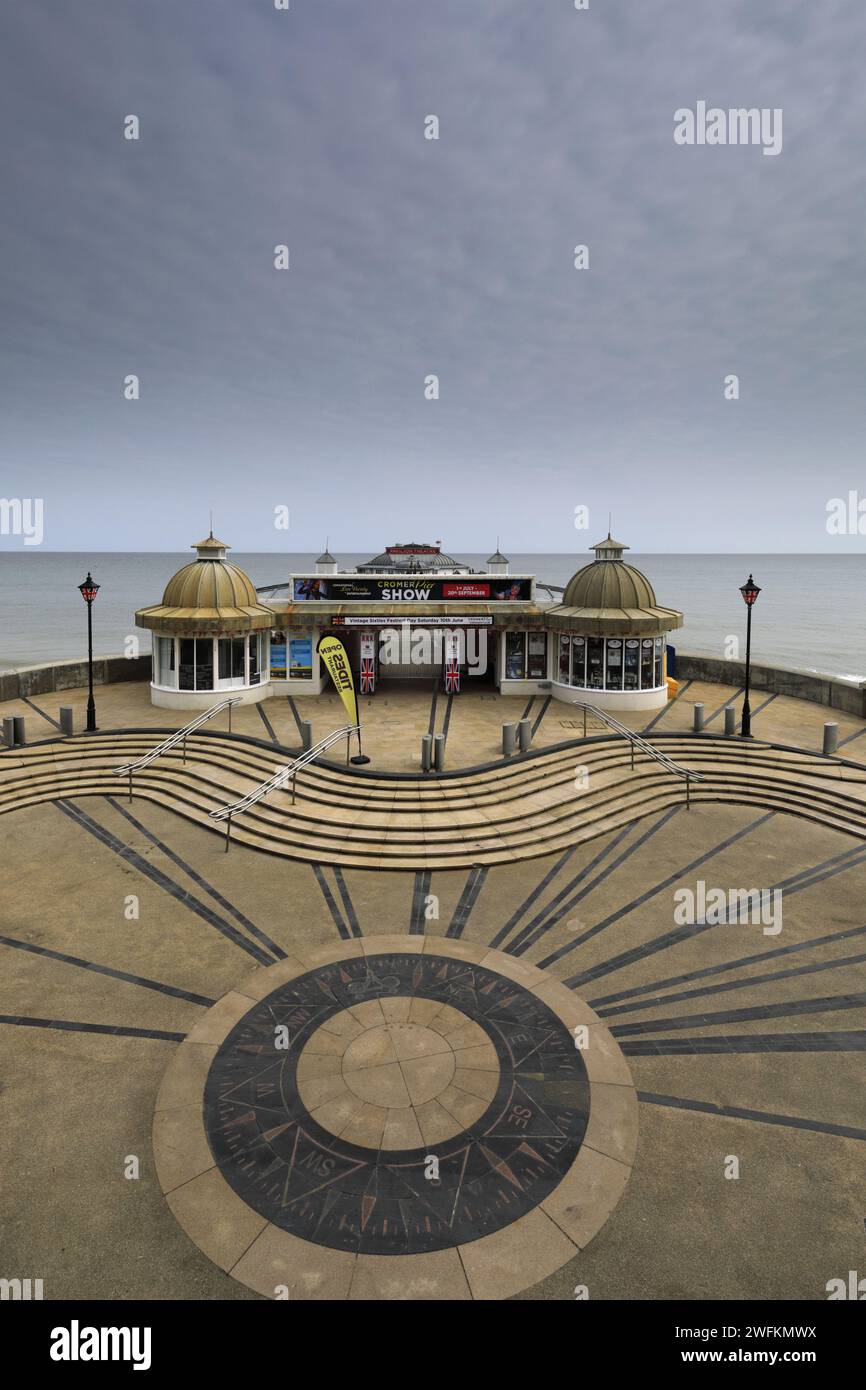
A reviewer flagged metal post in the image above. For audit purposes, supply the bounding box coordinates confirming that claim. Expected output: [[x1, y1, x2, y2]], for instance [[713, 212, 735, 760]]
[[686, 776, 691, 810], [823, 722, 839, 756], [433, 734, 445, 772], [741, 603, 753, 738], [583, 706, 587, 738], [724, 706, 736, 736], [2, 716, 15, 748], [292, 772, 297, 805], [59, 706, 74, 736], [693, 703, 704, 732], [421, 734, 433, 771], [346, 732, 350, 765], [228, 703, 233, 733], [128, 770, 133, 803], [85, 599, 97, 733], [12, 715, 25, 746], [630, 740, 635, 770], [502, 723, 516, 757], [183, 734, 187, 765], [225, 812, 232, 852], [518, 718, 531, 752]]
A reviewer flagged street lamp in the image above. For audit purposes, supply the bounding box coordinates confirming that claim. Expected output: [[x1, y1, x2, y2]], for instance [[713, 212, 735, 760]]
[[78, 572, 100, 733], [739, 574, 761, 738]]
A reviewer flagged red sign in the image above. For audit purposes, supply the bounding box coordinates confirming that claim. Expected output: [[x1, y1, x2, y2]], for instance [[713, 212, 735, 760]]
[[442, 582, 490, 599]]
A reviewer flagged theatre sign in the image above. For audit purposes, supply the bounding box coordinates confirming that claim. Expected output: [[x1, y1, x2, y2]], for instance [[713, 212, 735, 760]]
[[292, 576, 532, 602]]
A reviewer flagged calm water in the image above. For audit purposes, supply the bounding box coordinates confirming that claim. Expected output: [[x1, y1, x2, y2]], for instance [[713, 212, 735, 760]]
[[1, 552, 864, 681]]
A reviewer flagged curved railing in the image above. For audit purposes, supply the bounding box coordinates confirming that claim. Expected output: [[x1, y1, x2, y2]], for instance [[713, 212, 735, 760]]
[[209, 724, 361, 850], [572, 701, 703, 805], [114, 697, 241, 794]]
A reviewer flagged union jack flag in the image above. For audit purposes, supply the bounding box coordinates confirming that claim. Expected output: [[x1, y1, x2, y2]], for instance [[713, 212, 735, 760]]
[[360, 656, 376, 694], [444, 658, 460, 693]]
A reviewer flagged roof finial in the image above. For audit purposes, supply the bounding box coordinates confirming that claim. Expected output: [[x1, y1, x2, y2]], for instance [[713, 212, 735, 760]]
[[209, 509, 213, 540], [608, 511, 612, 538]]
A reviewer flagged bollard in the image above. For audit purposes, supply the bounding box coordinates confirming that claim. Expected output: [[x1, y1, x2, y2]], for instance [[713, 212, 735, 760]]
[[299, 718, 313, 752], [2, 716, 15, 748], [12, 715, 25, 746], [823, 722, 839, 756], [60, 706, 74, 736], [692, 703, 704, 733], [502, 722, 517, 757], [724, 706, 736, 737], [518, 718, 532, 753], [433, 734, 445, 772], [421, 733, 433, 772]]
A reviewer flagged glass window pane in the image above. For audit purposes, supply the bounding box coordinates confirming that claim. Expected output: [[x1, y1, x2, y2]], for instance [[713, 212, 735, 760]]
[[624, 639, 640, 690], [179, 638, 195, 690], [195, 638, 213, 690], [527, 632, 546, 679], [218, 638, 231, 680], [587, 637, 604, 689], [640, 639, 655, 688], [571, 637, 585, 687], [558, 635, 570, 682], [232, 637, 246, 678], [654, 637, 664, 687], [505, 632, 526, 680], [605, 639, 623, 690], [250, 633, 260, 685]]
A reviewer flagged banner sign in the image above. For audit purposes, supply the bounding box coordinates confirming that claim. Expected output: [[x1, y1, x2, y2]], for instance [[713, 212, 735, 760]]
[[293, 576, 531, 603], [270, 632, 287, 680], [332, 615, 493, 627], [288, 637, 313, 679], [360, 633, 376, 695], [318, 636, 359, 728]]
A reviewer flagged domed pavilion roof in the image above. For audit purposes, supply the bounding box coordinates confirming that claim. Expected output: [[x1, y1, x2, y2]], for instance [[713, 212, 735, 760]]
[[135, 534, 276, 634], [547, 535, 683, 636]]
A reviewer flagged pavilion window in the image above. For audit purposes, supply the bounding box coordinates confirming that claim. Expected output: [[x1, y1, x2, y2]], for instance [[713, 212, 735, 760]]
[[640, 639, 655, 689], [654, 638, 664, 686], [571, 636, 586, 687], [586, 637, 604, 689], [249, 634, 261, 685], [179, 638, 195, 690], [218, 636, 246, 681], [156, 636, 176, 688], [558, 635, 570, 683], [505, 632, 526, 680], [605, 639, 624, 691], [194, 638, 214, 690], [624, 639, 640, 690], [527, 632, 547, 680]]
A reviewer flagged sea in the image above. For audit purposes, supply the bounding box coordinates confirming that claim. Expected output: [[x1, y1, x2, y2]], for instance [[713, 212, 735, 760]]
[[0, 552, 864, 682]]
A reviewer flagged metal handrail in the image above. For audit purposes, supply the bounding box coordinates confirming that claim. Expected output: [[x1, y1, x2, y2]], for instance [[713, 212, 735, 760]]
[[572, 701, 703, 807], [209, 724, 361, 851], [115, 697, 241, 796]]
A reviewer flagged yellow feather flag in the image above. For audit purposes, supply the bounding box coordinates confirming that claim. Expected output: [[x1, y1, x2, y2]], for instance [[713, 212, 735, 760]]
[[318, 635, 360, 733]]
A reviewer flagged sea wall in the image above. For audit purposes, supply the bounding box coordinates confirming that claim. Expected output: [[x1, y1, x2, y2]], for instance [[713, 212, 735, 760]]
[[676, 651, 866, 718], [0, 653, 152, 703]]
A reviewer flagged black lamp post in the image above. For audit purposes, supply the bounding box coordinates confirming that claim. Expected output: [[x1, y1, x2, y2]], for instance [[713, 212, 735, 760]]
[[78, 572, 100, 733], [739, 574, 761, 738]]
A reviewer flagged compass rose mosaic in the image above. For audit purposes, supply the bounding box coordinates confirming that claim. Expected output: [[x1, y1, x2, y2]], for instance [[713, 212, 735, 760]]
[[154, 938, 637, 1299]]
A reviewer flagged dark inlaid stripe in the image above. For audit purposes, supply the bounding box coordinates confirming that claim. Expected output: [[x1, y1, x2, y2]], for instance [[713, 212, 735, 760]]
[[531, 695, 553, 737], [838, 725, 866, 749], [544, 811, 778, 973], [0, 934, 215, 1007], [286, 696, 307, 742], [521, 696, 536, 721], [590, 919, 866, 1010], [641, 679, 693, 734], [256, 702, 280, 745], [610, 990, 866, 1038], [750, 692, 779, 720], [522, 806, 683, 967], [704, 688, 745, 727], [0, 1015, 184, 1041], [410, 869, 432, 935], [446, 867, 489, 938], [21, 695, 62, 731], [332, 867, 363, 939], [621, 1031, 866, 1055], [489, 845, 579, 949], [597, 946, 866, 1018], [506, 824, 636, 955], [56, 800, 274, 966], [311, 865, 352, 940], [565, 830, 864, 990], [107, 797, 286, 961], [638, 1092, 866, 1142], [441, 693, 455, 743]]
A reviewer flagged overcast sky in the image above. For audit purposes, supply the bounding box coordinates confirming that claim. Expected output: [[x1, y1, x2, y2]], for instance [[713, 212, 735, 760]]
[[1, 0, 865, 553]]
